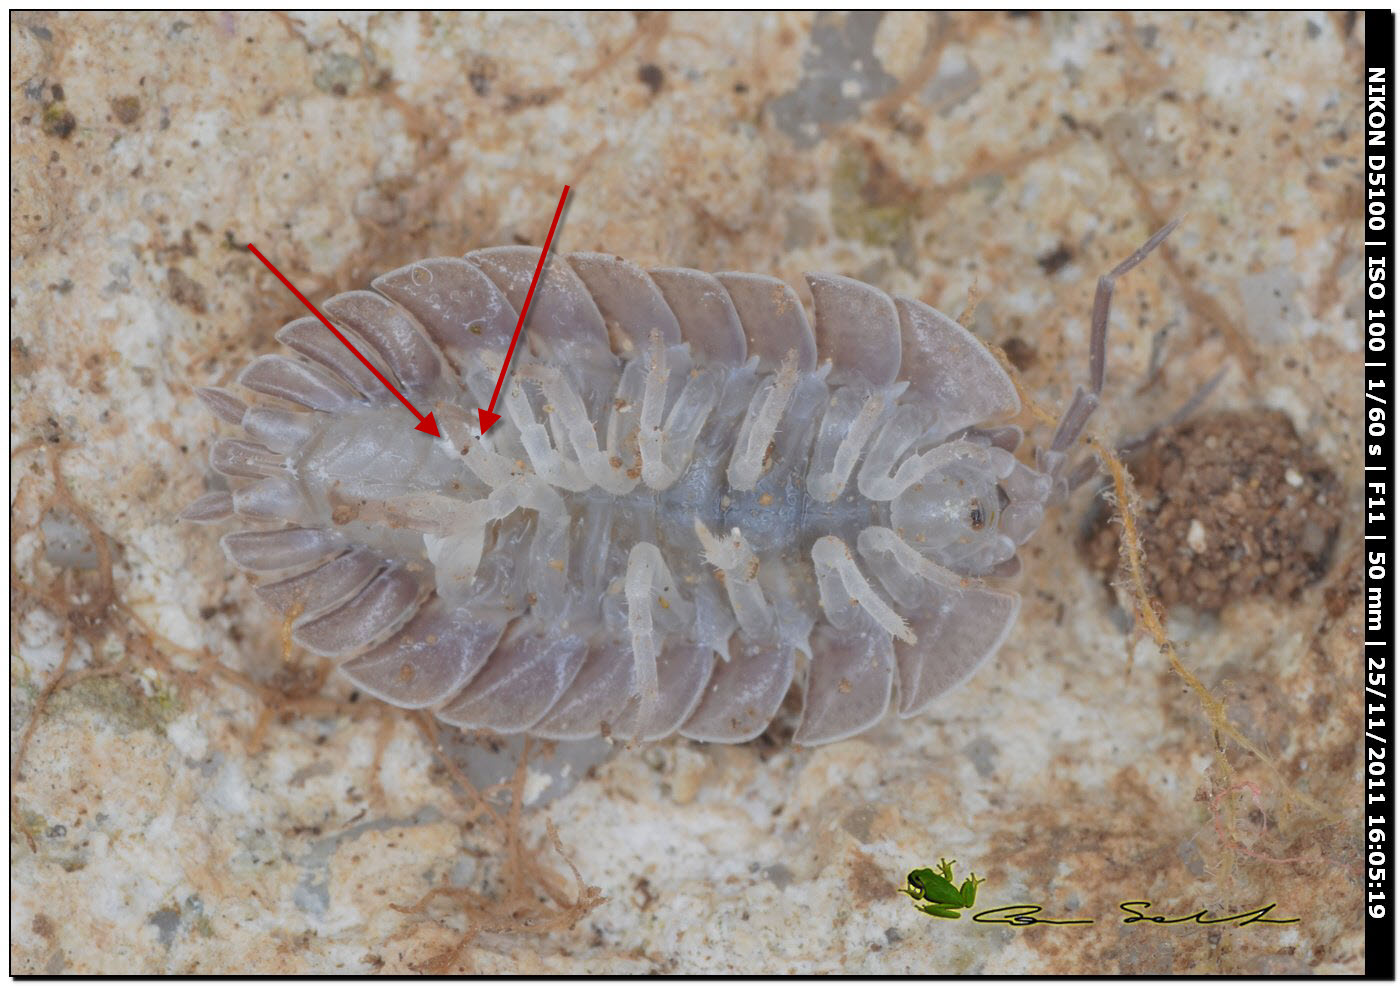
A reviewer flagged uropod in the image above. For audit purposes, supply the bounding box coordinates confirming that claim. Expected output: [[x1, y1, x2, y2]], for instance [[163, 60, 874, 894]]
[[184, 220, 1178, 745]]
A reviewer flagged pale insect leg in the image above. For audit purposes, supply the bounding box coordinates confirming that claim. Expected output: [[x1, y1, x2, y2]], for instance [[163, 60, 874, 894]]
[[624, 542, 693, 730], [811, 535, 916, 644], [807, 392, 889, 502], [693, 519, 774, 639], [727, 350, 800, 491]]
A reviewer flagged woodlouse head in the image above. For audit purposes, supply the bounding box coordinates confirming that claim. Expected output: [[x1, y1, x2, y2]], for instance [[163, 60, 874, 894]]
[[890, 443, 1019, 575]]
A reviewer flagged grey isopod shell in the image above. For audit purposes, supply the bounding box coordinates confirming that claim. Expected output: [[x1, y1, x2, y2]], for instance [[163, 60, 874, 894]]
[[188, 247, 1059, 746]]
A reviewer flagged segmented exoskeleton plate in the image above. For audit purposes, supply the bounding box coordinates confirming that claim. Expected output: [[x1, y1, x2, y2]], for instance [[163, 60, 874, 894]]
[[188, 225, 1174, 745]]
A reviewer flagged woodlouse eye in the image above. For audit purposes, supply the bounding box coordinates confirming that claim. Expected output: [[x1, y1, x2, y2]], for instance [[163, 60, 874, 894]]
[[968, 499, 987, 531]]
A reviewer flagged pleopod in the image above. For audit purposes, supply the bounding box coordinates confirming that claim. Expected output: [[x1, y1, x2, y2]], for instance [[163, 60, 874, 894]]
[[184, 222, 1176, 745]]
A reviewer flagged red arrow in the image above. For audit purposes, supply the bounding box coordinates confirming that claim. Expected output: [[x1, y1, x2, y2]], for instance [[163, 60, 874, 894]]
[[478, 183, 571, 436], [247, 243, 440, 437]]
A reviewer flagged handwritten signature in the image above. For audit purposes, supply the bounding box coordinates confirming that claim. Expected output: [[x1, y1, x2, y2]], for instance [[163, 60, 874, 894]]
[[967, 902, 1299, 927]]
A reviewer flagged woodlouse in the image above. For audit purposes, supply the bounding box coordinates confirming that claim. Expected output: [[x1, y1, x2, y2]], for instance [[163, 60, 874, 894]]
[[185, 222, 1177, 745]]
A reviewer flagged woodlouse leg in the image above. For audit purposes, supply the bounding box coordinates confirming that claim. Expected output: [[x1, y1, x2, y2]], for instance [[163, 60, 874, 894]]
[[807, 390, 888, 502], [806, 392, 879, 501], [525, 363, 634, 493], [811, 536, 915, 644], [624, 542, 692, 733], [637, 334, 721, 490], [693, 520, 774, 639], [435, 405, 517, 487], [857, 526, 966, 591], [611, 643, 714, 742], [423, 478, 569, 604], [856, 404, 935, 500], [503, 381, 592, 491], [637, 331, 678, 487], [727, 351, 801, 491], [868, 439, 1015, 503]]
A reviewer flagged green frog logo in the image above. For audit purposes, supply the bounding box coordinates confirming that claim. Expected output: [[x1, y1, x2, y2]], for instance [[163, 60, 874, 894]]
[[899, 858, 985, 919]]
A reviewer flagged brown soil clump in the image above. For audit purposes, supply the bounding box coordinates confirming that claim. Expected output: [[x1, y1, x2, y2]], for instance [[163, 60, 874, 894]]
[[1082, 409, 1341, 611]]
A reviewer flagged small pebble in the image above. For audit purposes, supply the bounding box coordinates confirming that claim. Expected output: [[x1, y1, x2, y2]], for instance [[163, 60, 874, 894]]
[[1186, 518, 1207, 554]]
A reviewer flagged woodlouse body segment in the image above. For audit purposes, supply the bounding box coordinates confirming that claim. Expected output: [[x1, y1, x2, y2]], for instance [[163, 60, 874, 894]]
[[188, 224, 1176, 745]]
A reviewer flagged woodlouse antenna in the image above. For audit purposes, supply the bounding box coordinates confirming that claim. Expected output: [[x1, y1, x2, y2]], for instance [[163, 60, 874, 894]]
[[1048, 217, 1184, 477], [1061, 363, 1228, 494], [1115, 366, 1229, 456], [1088, 215, 1183, 399]]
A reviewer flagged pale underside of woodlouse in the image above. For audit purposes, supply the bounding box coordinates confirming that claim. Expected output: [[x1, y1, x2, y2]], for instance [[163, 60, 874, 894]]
[[185, 224, 1174, 745]]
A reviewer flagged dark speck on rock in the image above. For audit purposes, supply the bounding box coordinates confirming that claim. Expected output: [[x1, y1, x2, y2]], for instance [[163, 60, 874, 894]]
[[761, 862, 794, 889], [638, 63, 664, 94], [42, 104, 76, 139], [1037, 242, 1073, 275], [1000, 336, 1036, 372], [962, 734, 999, 779], [111, 95, 141, 125], [148, 907, 181, 947], [469, 57, 497, 96], [166, 267, 207, 313]]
